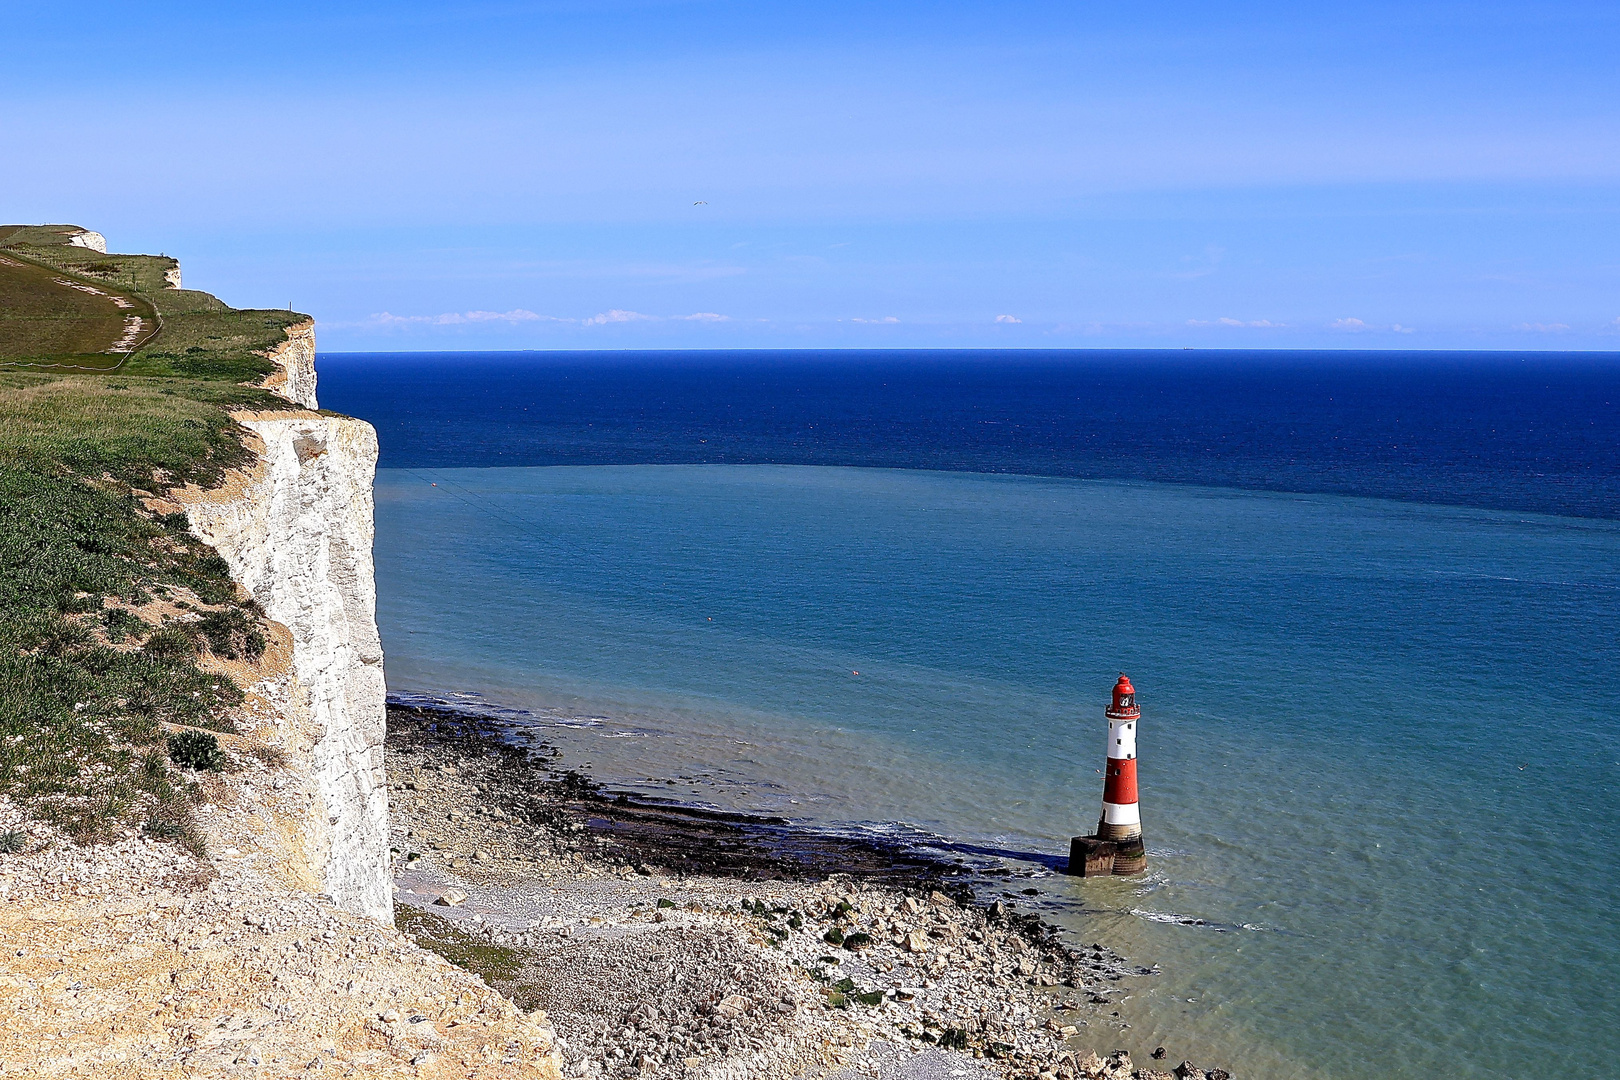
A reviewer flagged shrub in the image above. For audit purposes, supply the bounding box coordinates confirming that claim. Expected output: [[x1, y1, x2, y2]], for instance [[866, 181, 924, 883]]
[[168, 729, 224, 770], [0, 831, 25, 854], [102, 607, 147, 643], [196, 608, 264, 661], [143, 624, 200, 661], [141, 816, 184, 840]]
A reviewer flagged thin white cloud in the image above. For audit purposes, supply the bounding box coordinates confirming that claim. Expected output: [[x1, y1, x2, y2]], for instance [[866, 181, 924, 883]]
[[1187, 317, 1285, 328], [1171, 246, 1226, 280], [583, 309, 656, 325], [995, 314, 1021, 324], [1392, 324, 1416, 334], [1050, 320, 1158, 335], [465, 309, 549, 323], [851, 316, 900, 324], [1330, 317, 1368, 330], [369, 309, 557, 326], [1513, 322, 1570, 332], [365, 308, 734, 329]]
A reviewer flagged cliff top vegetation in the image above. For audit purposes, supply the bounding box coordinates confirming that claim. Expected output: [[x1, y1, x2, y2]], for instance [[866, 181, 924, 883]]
[[0, 225, 309, 853]]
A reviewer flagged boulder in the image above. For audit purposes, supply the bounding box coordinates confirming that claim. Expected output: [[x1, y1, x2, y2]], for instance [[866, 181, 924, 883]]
[[432, 889, 468, 907], [904, 931, 931, 953], [1076, 1050, 1107, 1078]]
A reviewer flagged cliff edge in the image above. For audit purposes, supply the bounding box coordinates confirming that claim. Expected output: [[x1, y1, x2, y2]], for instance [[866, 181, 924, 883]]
[[0, 232, 561, 1078], [180, 352, 390, 920]]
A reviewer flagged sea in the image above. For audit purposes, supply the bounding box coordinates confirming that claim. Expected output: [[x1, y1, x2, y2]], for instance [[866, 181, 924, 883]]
[[319, 350, 1620, 1080]]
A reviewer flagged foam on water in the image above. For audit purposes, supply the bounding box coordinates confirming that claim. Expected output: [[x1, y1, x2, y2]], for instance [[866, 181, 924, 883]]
[[373, 463, 1620, 1080]]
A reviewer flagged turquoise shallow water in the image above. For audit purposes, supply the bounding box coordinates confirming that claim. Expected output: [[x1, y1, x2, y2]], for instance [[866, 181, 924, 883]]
[[374, 464, 1620, 1080]]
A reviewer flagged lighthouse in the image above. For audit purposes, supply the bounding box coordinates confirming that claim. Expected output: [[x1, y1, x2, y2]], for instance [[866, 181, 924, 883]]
[[1067, 674, 1148, 876]]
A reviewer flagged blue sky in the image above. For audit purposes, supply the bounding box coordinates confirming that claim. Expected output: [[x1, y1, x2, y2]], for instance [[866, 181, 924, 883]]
[[4, 1, 1618, 350]]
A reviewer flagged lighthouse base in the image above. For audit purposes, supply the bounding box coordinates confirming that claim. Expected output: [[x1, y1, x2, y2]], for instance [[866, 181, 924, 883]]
[[1066, 832, 1147, 877], [1067, 836, 1117, 876]]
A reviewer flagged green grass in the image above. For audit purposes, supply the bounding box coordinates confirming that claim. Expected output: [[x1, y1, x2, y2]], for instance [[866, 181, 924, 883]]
[[0, 228, 179, 299], [0, 225, 310, 850], [0, 252, 155, 361], [395, 905, 545, 1009], [0, 226, 103, 248]]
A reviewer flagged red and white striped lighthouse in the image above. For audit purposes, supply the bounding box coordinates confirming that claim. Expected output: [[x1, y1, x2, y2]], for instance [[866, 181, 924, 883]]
[[1097, 674, 1146, 873], [1067, 673, 1147, 876]]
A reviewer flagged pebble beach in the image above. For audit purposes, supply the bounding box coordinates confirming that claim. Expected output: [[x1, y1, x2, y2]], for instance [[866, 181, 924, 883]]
[[383, 702, 1230, 1080]]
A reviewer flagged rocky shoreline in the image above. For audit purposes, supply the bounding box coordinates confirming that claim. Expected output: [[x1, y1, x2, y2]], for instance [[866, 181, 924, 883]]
[[384, 701, 1231, 1080]]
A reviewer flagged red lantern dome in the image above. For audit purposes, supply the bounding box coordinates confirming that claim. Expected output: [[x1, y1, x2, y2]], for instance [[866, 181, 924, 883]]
[[1107, 674, 1139, 720]]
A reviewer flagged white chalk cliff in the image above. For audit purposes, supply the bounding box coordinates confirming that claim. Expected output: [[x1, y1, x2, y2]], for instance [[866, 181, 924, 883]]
[[0, 248, 562, 1079], [183, 325, 392, 921], [67, 228, 107, 253], [260, 318, 318, 409]]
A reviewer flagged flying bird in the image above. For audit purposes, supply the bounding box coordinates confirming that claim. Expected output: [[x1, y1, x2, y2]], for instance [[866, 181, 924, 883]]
[[693, 201, 707, 205]]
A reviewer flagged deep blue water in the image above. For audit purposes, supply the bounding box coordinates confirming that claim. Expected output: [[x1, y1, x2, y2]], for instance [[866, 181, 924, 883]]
[[320, 350, 1620, 520], [320, 351, 1620, 1080]]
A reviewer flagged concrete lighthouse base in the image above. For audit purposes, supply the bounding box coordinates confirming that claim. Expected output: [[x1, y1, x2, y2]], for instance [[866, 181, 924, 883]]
[[1067, 836, 1118, 876], [1098, 821, 1146, 874], [1067, 826, 1146, 877]]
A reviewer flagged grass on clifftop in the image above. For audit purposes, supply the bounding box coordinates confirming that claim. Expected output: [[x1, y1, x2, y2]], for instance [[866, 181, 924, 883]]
[[0, 252, 149, 360], [0, 225, 307, 851]]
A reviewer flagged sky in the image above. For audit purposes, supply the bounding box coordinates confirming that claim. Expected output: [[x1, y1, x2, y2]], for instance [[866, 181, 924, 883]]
[[3, 0, 1618, 351]]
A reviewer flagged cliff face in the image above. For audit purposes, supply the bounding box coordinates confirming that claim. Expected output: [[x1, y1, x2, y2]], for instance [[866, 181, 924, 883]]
[[0, 256, 561, 1077], [67, 228, 107, 252], [259, 318, 318, 409], [182, 329, 391, 921]]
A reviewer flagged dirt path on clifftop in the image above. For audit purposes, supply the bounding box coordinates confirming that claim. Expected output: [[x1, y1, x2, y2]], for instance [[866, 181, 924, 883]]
[[0, 249, 160, 369]]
